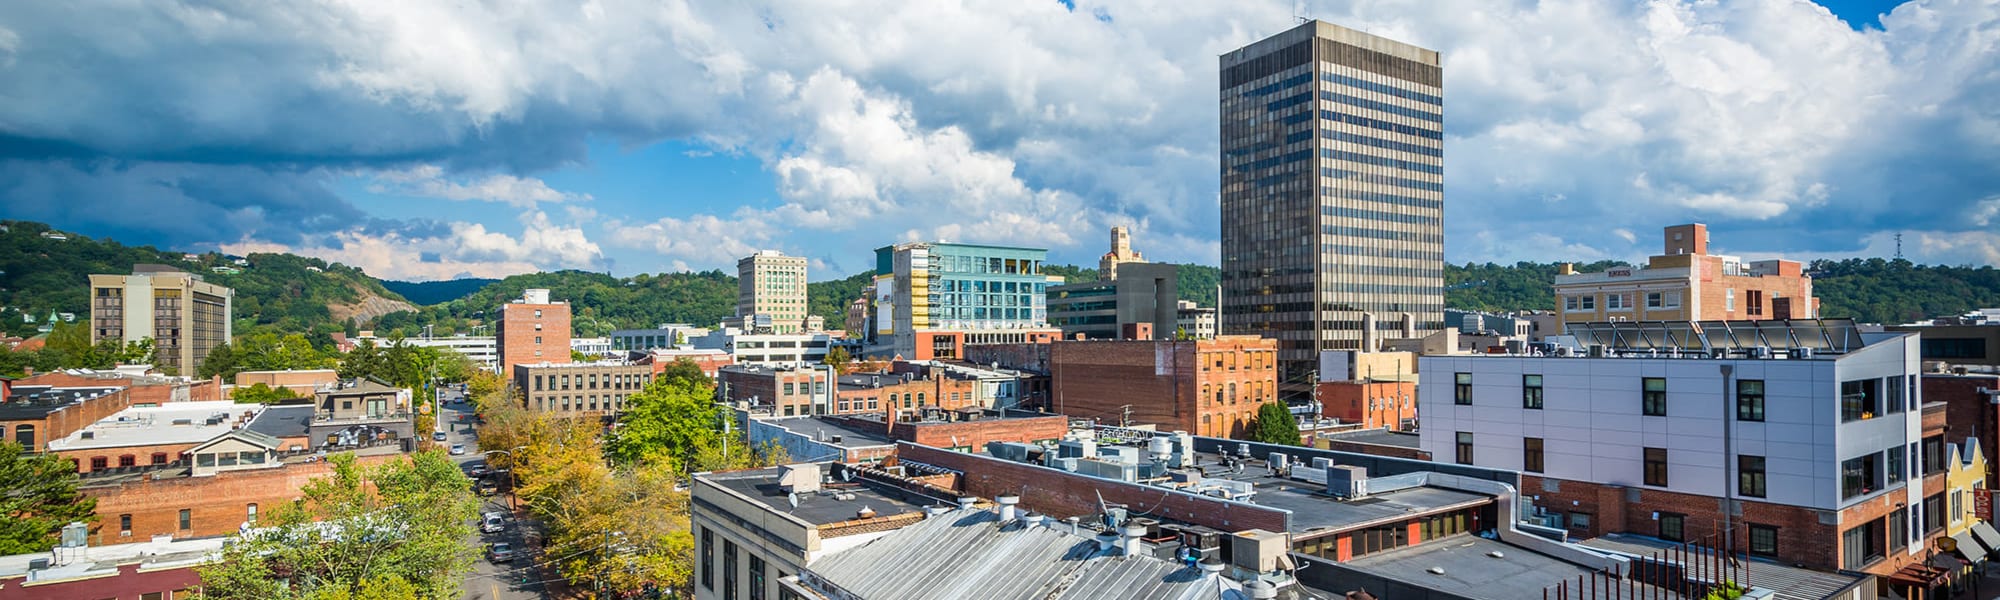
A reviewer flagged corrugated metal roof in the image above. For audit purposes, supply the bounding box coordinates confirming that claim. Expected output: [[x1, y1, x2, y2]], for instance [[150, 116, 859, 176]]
[[805, 508, 1236, 600]]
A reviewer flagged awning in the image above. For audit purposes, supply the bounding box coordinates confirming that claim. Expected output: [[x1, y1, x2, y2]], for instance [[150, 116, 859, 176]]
[[1970, 522, 2000, 560], [1947, 531, 1983, 564]]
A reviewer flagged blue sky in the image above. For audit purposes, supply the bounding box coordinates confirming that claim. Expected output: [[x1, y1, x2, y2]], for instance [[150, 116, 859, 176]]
[[2, 0, 1996, 282]]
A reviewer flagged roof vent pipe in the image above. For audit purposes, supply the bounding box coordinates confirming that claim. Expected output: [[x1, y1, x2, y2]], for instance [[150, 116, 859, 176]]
[[1066, 516, 1081, 535], [957, 496, 977, 510], [996, 494, 1020, 522], [1096, 531, 1119, 553], [1119, 523, 1146, 555], [1198, 558, 1226, 576], [1245, 580, 1277, 600]]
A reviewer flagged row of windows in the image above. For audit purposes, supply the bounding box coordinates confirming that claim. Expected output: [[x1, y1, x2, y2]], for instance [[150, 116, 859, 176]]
[[700, 525, 777, 600], [1321, 167, 1442, 192], [1321, 71, 1442, 106], [1454, 373, 1915, 425], [1319, 109, 1442, 141], [1320, 148, 1440, 174], [531, 372, 651, 392], [1320, 128, 1441, 157], [1318, 204, 1440, 227], [1321, 90, 1441, 123], [1321, 224, 1443, 245], [1562, 291, 1684, 312]]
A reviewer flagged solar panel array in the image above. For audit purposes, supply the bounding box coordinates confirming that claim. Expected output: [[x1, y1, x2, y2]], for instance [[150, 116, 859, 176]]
[[1564, 319, 1863, 355]]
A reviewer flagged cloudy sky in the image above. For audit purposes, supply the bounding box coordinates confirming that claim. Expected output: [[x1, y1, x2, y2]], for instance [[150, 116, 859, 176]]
[[1, 0, 1995, 282]]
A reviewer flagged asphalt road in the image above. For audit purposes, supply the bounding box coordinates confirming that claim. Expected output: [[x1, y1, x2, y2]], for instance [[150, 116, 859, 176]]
[[440, 388, 552, 600]]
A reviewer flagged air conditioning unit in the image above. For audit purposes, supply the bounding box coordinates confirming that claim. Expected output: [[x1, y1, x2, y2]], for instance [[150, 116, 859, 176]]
[[1789, 348, 1814, 360]]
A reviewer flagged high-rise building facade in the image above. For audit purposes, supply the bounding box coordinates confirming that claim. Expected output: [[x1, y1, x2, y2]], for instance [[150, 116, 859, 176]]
[[1219, 20, 1445, 399], [868, 242, 1062, 360], [88, 265, 234, 375], [495, 288, 571, 377], [737, 250, 810, 334]]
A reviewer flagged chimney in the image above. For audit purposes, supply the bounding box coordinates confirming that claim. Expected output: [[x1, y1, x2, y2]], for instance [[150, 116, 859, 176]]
[[996, 494, 1020, 522], [1119, 523, 1146, 555], [1557, 263, 1576, 276]]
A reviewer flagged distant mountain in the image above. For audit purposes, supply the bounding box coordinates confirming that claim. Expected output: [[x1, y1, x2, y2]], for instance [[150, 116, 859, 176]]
[[0, 220, 414, 339], [383, 278, 499, 306]]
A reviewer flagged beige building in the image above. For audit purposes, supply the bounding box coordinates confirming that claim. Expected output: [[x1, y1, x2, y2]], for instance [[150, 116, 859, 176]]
[[1097, 225, 1144, 281], [1220, 21, 1446, 400], [1552, 224, 1817, 333], [737, 250, 810, 334], [511, 361, 655, 416], [89, 265, 234, 376]]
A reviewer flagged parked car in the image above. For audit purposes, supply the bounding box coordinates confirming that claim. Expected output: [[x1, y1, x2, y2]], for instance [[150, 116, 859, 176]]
[[482, 514, 505, 533], [478, 479, 500, 495], [432, 431, 448, 442], [449, 444, 466, 456], [488, 542, 515, 563]]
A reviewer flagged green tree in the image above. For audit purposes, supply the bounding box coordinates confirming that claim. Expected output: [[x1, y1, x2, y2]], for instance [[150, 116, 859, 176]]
[[0, 442, 96, 554], [198, 342, 240, 379], [1245, 402, 1301, 446], [571, 349, 591, 362], [822, 346, 852, 371], [232, 382, 300, 404], [656, 357, 712, 388], [606, 377, 724, 468], [338, 340, 389, 381], [197, 451, 478, 600]]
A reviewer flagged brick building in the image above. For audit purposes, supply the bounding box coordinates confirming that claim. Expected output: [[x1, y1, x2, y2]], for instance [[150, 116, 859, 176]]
[[44, 400, 260, 473], [79, 450, 402, 545], [1314, 379, 1414, 431], [719, 365, 985, 419], [234, 369, 340, 396], [496, 288, 571, 377], [2, 385, 130, 452], [1926, 373, 2000, 486], [19, 369, 224, 406], [1421, 320, 1961, 584], [1552, 224, 1818, 332], [0, 536, 218, 600], [513, 361, 655, 416], [635, 349, 734, 379], [1044, 335, 1277, 438]]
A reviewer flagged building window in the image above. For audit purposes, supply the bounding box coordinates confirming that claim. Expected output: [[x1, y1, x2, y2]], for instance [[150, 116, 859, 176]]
[[1924, 436, 1946, 474], [1522, 375, 1543, 409], [1569, 512, 1592, 531], [1889, 507, 1909, 551], [1841, 454, 1881, 500], [1842, 518, 1884, 570], [749, 553, 767, 600], [1887, 445, 1906, 483], [1606, 294, 1627, 310], [1884, 376, 1905, 414], [12, 424, 32, 448], [1746, 290, 1764, 316], [1455, 432, 1474, 465], [1454, 373, 1472, 405], [1659, 513, 1685, 542], [1749, 524, 1779, 556], [1736, 379, 1764, 421], [723, 539, 739, 600], [1643, 447, 1668, 486], [120, 513, 132, 535], [178, 509, 191, 531], [1725, 289, 1735, 312], [534, 336, 542, 344], [1840, 379, 1879, 421], [246, 503, 258, 525], [117, 455, 135, 467], [534, 309, 542, 318], [1924, 493, 1945, 533], [1739, 455, 1766, 498], [91, 456, 108, 471], [1523, 437, 1544, 473], [700, 526, 713, 590], [1642, 378, 1667, 416]]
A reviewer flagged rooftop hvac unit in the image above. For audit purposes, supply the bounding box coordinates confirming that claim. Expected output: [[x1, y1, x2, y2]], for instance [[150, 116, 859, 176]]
[[1789, 348, 1814, 360], [1586, 345, 1607, 358], [1748, 347, 1772, 359], [27, 558, 48, 571], [80, 431, 93, 440]]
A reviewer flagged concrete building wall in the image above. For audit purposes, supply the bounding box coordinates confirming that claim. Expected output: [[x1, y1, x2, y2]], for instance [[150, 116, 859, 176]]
[[1046, 262, 1177, 341], [738, 251, 810, 333], [87, 269, 233, 376], [513, 363, 653, 416]]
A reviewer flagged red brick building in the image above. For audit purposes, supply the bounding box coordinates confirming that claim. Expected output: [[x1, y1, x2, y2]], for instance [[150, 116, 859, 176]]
[[1045, 335, 1278, 438], [719, 365, 984, 418], [0, 537, 215, 600], [637, 349, 734, 379], [495, 288, 571, 377], [2, 385, 131, 452], [234, 369, 340, 396], [1927, 373, 2000, 486], [1315, 379, 1415, 430], [79, 451, 402, 545]]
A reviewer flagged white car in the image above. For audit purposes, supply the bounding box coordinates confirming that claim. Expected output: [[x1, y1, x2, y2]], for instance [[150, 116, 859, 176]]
[[449, 444, 466, 456], [481, 514, 505, 533]]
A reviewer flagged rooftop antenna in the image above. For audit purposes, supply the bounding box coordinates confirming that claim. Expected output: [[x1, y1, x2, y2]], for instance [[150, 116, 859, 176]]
[[1894, 232, 1904, 260], [1294, 1, 1312, 24]]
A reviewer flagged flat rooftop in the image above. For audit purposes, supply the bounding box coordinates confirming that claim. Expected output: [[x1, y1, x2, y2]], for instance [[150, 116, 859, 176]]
[[1337, 535, 1672, 600], [0, 536, 224, 582], [1319, 428, 1422, 449], [0, 386, 123, 420], [701, 466, 922, 528], [758, 416, 894, 449], [1580, 533, 1864, 600], [45, 400, 257, 451], [244, 404, 315, 441], [1187, 450, 1490, 536]]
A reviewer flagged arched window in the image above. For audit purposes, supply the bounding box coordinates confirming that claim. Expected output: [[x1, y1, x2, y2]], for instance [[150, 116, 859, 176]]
[[1228, 383, 1237, 404]]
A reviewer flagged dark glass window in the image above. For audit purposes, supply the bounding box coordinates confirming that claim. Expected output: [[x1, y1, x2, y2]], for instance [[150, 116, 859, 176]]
[[1889, 507, 1909, 551], [1644, 448, 1668, 486], [1736, 379, 1765, 421], [1659, 513, 1685, 542], [1887, 446, 1906, 483], [1642, 378, 1667, 416], [701, 526, 714, 590], [1455, 432, 1474, 465], [119, 513, 131, 534], [1842, 454, 1881, 500], [1925, 493, 1945, 533], [1841, 379, 1879, 422], [1739, 455, 1766, 498], [1749, 524, 1779, 556], [1523, 437, 1544, 473], [1522, 374, 1543, 409], [1841, 518, 1884, 570], [749, 554, 766, 600], [724, 539, 738, 600], [1454, 373, 1472, 405], [178, 509, 191, 530]]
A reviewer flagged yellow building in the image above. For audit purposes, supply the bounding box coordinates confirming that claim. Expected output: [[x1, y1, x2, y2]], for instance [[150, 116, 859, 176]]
[[1552, 224, 1818, 333], [1948, 439, 1987, 537]]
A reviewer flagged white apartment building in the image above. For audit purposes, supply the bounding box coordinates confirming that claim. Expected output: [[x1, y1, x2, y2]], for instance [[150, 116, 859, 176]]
[[691, 327, 836, 367], [387, 334, 498, 373], [1419, 319, 1939, 576]]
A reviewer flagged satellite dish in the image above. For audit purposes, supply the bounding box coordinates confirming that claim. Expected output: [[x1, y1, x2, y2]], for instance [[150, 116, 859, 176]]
[[787, 492, 799, 508], [840, 469, 854, 482]]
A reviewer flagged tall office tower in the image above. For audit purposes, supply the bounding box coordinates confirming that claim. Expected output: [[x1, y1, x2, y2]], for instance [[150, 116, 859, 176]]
[[1219, 20, 1445, 399], [88, 265, 234, 375], [496, 288, 572, 377], [737, 250, 810, 333]]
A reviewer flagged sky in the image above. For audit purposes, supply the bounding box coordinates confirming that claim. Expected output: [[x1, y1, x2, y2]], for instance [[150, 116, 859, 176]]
[[1, 0, 1996, 282]]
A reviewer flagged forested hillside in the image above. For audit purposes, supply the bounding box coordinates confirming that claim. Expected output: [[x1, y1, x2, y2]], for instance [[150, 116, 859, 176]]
[[1811, 259, 2000, 324], [0, 221, 413, 339], [383, 278, 498, 305]]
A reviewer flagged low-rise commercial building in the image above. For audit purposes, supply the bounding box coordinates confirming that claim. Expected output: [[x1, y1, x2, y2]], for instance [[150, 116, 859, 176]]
[[512, 361, 655, 416], [609, 324, 710, 353], [1888, 322, 2000, 369], [1044, 336, 1277, 438], [80, 448, 405, 546], [393, 335, 498, 373], [309, 378, 414, 447], [1552, 224, 1818, 332], [0, 534, 220, 600], [691, 326, 837, 367], [1175, 300, 1217, 340], [633, 348, 734, 379], [744, 409, 1070, 464], [718, 364, 984, 419], [690, 463, 934, 600], [44, 400, 260, 472], [2, 384, 130, 452], [1045, 260, 1177, 341], [233, 369, 340, 396]]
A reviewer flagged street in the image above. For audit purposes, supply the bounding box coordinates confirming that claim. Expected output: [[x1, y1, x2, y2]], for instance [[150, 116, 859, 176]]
[[440, 387, 553, 600]]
